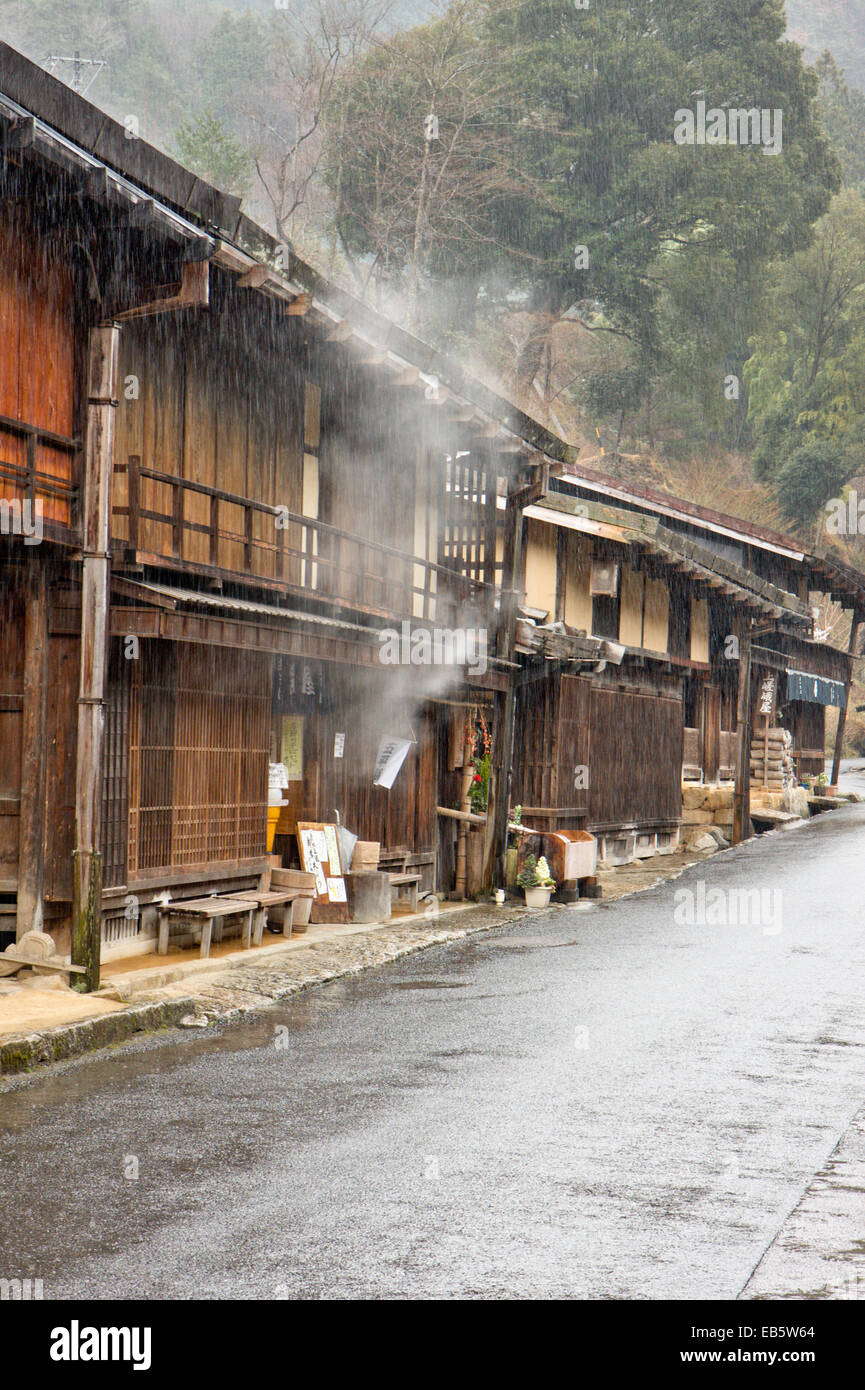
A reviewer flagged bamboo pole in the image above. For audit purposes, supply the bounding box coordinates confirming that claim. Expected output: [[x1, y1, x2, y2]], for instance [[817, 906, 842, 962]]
[[454, 754, 475, 899]]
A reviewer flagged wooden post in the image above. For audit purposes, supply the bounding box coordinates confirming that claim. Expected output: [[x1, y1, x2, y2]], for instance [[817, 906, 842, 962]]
[[127, 453, 140, 550], [16, 566, 48, 937], [830, 610, 863, 788], [454, 753, 475, 899], [732, 613, 753, 846], [483, 491, 524, 890], [72, 324, 119, 992]]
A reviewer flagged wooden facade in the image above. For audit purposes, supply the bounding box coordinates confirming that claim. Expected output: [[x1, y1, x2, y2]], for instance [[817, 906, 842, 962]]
[[512, 474, 865, 858], [0, 44, 539, 969], [3, 40, 865, 975]]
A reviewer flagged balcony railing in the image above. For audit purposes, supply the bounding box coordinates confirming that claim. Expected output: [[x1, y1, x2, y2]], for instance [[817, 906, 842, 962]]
[[112, 455, 492, 628], [0, 412, 80, 533]]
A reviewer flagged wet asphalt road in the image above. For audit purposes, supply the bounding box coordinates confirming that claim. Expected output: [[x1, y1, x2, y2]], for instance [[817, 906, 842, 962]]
[[2, 789, 865, 1300]]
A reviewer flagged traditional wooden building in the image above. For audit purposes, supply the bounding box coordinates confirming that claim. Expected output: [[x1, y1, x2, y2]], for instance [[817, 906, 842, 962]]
[[2, 41, 863, 986], [510, 465, 865, 862], [0, 42, 564, 979]]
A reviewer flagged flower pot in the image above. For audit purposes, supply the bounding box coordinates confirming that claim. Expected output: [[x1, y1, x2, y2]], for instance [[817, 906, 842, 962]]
[[523, 886, 553, 909]]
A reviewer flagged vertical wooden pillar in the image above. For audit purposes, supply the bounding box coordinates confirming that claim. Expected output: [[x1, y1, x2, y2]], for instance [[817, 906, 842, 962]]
[[16, 566, 48, 938], [732, 613, 753, 846], [483, 494, 524, 890], [72, 324, 119, 991], [830, 610, 863, 788], [554, 529, 567, 624]]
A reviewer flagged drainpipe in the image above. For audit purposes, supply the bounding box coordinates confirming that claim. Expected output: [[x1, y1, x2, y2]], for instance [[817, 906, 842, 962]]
[[71, 324, 119, 991]]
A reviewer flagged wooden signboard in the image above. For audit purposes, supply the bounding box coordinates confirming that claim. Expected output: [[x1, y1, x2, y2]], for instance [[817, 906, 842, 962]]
[[296, 821, 349, 923]]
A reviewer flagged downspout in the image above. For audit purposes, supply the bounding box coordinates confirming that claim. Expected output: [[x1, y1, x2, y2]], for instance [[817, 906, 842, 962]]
[[71, 323, 119, 991]]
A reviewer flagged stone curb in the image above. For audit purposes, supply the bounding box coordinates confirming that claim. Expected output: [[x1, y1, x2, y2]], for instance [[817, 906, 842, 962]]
[[0, 906, 548, 1077], [0, 998, 200, 1074]]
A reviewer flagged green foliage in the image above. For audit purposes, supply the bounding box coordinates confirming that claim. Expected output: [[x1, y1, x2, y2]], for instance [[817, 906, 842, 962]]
[[174, 111, 251, 195], [195, 10, 268, 122], [476, 0, 838, 349], [325, 0, 839, 417], [516, 854, 555, 890], [814, 53, 865, 192], [776, 440, 852, 525], [469, 754, 490, 813], [745, 189, 865, 520]]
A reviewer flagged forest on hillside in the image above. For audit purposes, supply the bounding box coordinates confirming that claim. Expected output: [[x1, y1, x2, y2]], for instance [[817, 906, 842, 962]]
[[4, 0, 865, 590]]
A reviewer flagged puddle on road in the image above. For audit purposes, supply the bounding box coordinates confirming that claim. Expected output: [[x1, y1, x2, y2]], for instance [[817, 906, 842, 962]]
[[482, 937, 582, 951], [392, 980, 469, 991]]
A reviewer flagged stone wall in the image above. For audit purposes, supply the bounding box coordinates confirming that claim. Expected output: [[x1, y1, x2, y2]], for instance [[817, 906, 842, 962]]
[[681, 782, 810, 850]]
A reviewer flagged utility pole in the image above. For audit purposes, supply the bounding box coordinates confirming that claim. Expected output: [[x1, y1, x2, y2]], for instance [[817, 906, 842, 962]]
[[43, 53, 108, 97]]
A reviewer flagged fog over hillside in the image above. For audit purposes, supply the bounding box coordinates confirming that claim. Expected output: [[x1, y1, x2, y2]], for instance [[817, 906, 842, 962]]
[[787, 0, 865, 88]]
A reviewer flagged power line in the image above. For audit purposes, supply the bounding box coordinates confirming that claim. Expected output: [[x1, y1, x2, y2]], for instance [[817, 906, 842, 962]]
[[43, 50, 108, 97]]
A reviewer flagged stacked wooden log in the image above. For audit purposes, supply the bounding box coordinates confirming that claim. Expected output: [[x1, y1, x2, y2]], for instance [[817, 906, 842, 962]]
[[750, 725, 794, 790]]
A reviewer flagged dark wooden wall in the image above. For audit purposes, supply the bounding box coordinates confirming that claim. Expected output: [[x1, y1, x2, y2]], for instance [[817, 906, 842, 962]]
[[0, 569, 79, 905], [512, 672, 590, 820], [513, 672, 684, 831], [112, 290, 303, 571], [588, 686, 683, 827], [126, 639, 270, 880], [272, 662, 441, 860], [0, 204, 78, 528], [0, 574, 23, 890]]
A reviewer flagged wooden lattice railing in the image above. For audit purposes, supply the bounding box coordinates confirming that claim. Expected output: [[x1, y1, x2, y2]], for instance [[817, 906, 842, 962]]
[[112, 454, 493, 628], [0, 412, 80, 532]]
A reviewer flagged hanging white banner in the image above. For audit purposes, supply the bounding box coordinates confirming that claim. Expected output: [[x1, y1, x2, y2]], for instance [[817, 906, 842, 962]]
[[373, 736, 412, 790]]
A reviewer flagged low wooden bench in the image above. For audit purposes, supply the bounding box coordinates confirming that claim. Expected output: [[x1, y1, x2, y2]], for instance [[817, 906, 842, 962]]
[[378, 850, 423, 913], [219, 890, 299, 943], [157, 897, 258, 959]]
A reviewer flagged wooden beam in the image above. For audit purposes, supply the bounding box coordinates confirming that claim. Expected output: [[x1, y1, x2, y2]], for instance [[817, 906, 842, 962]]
[[286, 293, 312, 316], [72, 324, 119, 993], [732, 615, 753, 846], [484, 498, 524, 890], [326, 320, 355, 342], [390, 366, 419, 386], [237, 264, 269, 289], [830, 611, 864, 787], [16, 567, 48, 938]]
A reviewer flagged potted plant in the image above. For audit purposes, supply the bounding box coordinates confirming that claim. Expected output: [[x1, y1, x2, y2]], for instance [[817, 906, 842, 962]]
[[516, 854, 556, 909]]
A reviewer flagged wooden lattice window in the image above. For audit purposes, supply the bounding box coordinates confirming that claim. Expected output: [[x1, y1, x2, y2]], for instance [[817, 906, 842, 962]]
[[128, 642, 271, 875], [440, 455, 499, 586]]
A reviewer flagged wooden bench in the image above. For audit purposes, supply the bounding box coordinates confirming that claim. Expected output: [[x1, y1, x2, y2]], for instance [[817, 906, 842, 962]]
[[378, 850, 422, 913], [219, 890, 299, 943], [157, 896, 258, 959]]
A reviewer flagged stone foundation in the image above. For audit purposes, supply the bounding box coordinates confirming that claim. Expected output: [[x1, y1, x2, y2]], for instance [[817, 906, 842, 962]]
[[680, 781, 810, 849]]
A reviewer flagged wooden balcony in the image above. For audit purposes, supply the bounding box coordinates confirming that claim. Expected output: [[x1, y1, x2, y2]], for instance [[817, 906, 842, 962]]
[[111, 455, 492, 629], [0, 412, 80, 537]]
